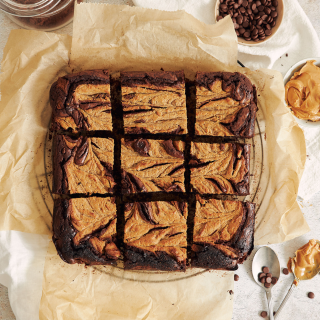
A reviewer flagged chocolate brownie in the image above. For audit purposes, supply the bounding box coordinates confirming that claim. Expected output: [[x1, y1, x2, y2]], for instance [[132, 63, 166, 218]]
[[121, 138, 185, 194], [50, 70, 112, 132], [52, 135, 115, 194], [195, 72, 257, 138], [190, 142, 250, 195], [191, 196, 255, 270], [124, 201, 188, 271], [53, 197, 120, 265], [121, 71, 187, 134]]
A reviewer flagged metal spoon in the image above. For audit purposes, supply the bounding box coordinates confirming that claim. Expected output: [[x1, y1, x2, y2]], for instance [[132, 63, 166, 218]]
[[252, 247, 281, 320]]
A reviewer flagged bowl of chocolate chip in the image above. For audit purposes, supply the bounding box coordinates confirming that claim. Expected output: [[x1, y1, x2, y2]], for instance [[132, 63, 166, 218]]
[[215, 0, 284, 46]]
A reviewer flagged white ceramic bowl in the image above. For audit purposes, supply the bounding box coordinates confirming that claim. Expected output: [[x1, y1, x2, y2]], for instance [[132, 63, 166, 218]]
[[283, 57, 320, 128]]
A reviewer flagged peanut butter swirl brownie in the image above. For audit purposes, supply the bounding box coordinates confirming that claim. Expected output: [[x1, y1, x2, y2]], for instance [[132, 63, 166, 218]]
[[190, 142, 250, 195], [195, 72, 257, 138], [121, 138, 185, 194], [53, 197, 120, 265], [191, 196, 255, 270], [124, 201, 188, 271], [121, 71, 187, 134], [52, 135, 115, 195], [50, 70, 112, 132]]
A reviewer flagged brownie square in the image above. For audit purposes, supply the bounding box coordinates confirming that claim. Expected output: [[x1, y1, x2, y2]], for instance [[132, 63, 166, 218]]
[[52, 135, 115, 195], [121, 71, 187, 134], [50, 70, 112, 132], [191, 196, 255, 270], [124, 201, 188, 271], [190, 142, 250, 195], [195, 72, 257, 138], [121, 138, 185, 193], [53, 197, 120, 265]]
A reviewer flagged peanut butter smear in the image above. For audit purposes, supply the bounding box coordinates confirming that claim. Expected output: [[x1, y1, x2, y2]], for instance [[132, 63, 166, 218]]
[[285, 60, 320, 121], [287, 239, 320, 280]]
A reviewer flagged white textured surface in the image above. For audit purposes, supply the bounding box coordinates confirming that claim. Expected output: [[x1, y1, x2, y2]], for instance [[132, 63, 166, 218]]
[[0, 1, 320, 319]]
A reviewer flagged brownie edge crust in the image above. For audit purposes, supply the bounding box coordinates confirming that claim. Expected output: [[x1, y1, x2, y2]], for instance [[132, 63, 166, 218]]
[[53, 198, 120, 265]]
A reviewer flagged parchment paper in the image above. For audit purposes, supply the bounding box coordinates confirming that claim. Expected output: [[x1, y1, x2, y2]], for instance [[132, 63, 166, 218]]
[[0, 3, 310, 320]]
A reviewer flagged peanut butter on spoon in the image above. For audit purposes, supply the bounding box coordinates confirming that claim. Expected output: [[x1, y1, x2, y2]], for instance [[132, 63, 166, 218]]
[[287, 239, 320, 281], [285, 60, 320, 121]]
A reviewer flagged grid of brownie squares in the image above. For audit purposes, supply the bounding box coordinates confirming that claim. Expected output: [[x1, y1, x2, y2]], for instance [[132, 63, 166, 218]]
[[50, 69, 257, 270]]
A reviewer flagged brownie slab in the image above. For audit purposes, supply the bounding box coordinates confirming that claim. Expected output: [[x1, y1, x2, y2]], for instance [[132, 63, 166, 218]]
[[50, 70, 112, 132], [53, 197, 120, 265], [190, 142, 250, 195], [124, 201, 188, 271], [52, 135, 115, 195], [121, 138, 185, 193], [191, 196, 255, 270], [121, 71, 187, 134], [195, 72, 257, 138]]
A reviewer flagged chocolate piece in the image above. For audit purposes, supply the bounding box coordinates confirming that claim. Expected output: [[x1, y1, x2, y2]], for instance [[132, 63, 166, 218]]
[[124, 201, 188, 271], [264, 282, 271, 288], [234, 274, 240, 281], [191, 196, 255, 270], [195, 72, 257, 138], [121, 71, 187, 134], [53, 197, 120, 265], [259, 272, 266, 279], [121, 138, 185, 194], [308, 292, 315, 299], [50, 70, 112, 132], [283, 268, 289, 275], [260, 311, 268, 318], [267, 272, 272, 277], [263, 266, 270, 273], [271, 277, 278, 284], [266, 277, 272, 283], [261, 277, 266, 284], [52, 135, 115, 194], [190, 142, 250, 195]]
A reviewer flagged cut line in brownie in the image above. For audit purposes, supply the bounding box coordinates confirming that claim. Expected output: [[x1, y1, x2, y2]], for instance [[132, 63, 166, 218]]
[[52, 135, 115, 195], [121, 138, 185, 194], [50, 70, 112, 132], [190, 142, 250, 195], [53, 197, 120, 265], [121, 71, 188, 134], [191, 196, 255, 270], [124, 201, 188, 271], [195, 72, 257, 138]]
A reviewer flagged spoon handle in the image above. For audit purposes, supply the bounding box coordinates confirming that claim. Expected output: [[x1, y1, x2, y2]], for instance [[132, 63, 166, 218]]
[[266, 290, 274, 320], [274, 281, 298, 319]]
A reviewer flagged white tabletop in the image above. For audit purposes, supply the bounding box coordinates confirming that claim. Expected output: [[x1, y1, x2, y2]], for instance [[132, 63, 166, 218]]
[[0, 1, 320, 319]]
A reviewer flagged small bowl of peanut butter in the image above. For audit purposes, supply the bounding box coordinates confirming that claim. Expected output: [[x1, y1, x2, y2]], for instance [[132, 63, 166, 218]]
[[284, 58, 320, 128]]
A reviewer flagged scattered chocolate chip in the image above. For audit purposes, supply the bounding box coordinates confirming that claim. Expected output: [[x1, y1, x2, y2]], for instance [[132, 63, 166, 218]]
[[271, 277, 278, 284], [234, 274, 240, 281], [264, 282, 271, 288], [308, 292, 315, 299], [259, 273, 266, 279], [261, 277, 266, 284], [283, 268, 289, 275], [266, 273, 272, 277], [260, 311, 268, 318], [262, 267, 270, 273]]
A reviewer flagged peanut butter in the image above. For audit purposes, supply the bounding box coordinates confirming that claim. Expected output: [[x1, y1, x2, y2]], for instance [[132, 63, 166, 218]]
[[285, 60, 320, 121], [287, 239, 320, 280]]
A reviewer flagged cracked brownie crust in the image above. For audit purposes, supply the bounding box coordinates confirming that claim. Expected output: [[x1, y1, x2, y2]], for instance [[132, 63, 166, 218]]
[[50, 70, 112, 132], [190, 142, 250, 195], [52, 135, 115, 195], [53, 197, 120, 265], [195, 72, 257, 138], [121, 138, 185, 194], [121, 71, 187, 134], [124, 201, 188, 271], [191, 196, 255, 270]]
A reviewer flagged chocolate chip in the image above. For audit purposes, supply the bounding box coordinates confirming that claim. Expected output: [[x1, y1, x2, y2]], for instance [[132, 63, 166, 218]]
[[308, 292, 315, 299], [262, 267, 270, 273], [266, 273, 272, 277], [234, 274, 240, 281], [272, 0, 278, 5], [260, 311, 268, 318], [242, 0, 248, 7], [271, 11, 277, 18], [283, 268, 289, 275], [244, 31, 251, 37], [264, 282, 271, 288], [266, 277, 272, 283], [217, 15, 224, 21], [261, 277, 266, 283], [265, 29, 272, 36], [239, 27, 246, 34], [251, 3, 256, 10], [271, 277, 278, 284]]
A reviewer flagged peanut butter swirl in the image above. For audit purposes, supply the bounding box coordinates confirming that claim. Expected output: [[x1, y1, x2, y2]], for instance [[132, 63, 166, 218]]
[[285, 60, 320, 121]]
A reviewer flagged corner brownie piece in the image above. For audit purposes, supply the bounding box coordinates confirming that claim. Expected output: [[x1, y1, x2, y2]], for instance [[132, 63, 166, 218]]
[[191, 196, 255, 270], [53, 197, 120, 265], [52, 135, 115, 194], [50, 70, 112, 132], [190, 142, 250, 195], [121, 71, 187, 134], [195, 72, 257, 138], [124, 201, 188, 271], [121, 138, 185, 193]]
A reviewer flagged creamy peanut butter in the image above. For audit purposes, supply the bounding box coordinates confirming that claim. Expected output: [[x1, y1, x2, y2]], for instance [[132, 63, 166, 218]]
[[287, 239, 320, 280], [285, 60, 320, 121]]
